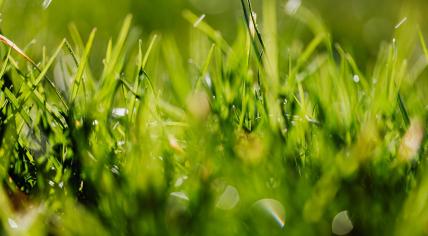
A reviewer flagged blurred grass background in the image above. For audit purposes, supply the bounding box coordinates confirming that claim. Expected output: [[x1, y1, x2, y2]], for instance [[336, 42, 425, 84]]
[[1, 0, 426, 66]]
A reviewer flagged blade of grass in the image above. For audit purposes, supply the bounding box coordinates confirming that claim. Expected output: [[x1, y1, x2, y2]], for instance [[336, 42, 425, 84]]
[[102, 14, 132, 77], [195, 43, 215, 90], [240, 0, 265, 50], [397, 93, 410, 127], [0, 35, 70, 111], [162, 38, 191, 105], [68, 23, 86, 57], [0, 34, 68, 109], [71, 28, 97, 103], [0, 48, 11, 78], [142, 34, 158, 69], [0, 34, 37, 67], [5, 41, 69, 128], [128, 35, 158, 121], [33, 40, 68, 106], [183, 10, 230, 53], [3, 88, 32, 125], [97, 15, 132, 106], [419, 29, 428, 61]]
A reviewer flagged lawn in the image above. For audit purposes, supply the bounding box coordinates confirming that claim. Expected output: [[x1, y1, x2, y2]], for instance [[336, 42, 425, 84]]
[[0, 0, 428, 235]]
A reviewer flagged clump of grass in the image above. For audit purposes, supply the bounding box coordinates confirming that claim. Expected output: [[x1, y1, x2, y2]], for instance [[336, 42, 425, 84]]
[[0, 0, 427, 235]]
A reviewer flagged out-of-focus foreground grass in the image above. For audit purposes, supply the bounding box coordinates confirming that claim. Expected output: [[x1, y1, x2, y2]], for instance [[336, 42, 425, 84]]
[[0, 0, 428, 235]]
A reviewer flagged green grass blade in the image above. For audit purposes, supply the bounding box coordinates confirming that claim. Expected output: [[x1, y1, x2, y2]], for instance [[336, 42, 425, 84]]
[[419, 29, 428, 60], [32, 39, 68, 107], [397, 93, 410, 127], [71, 28, 97, 103], [142, 34, 158, 69], [102, 14, 132, 77], [4, 88, 32, 125], [195, 43, 215, 90], [183, 10, 230, 53]]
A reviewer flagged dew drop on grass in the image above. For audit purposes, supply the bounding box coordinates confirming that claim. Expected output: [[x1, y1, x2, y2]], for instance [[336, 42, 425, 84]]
[[353, 75, 360, 83], [42, 0, 52, 9], [170, 192, 190, 201], [112, 108, 128, 118], [332, 210, 353, 235], [204, 74, 212, 88], [117, 141, 125, 147], [216, 185, 240, 210], [111, 165, 120, 175], [174, 176, 188, 187], [193, 14, 206, 28], [8, 218, 18, 229], [252, 199, 286, 228], [395, 17, 408, 29]]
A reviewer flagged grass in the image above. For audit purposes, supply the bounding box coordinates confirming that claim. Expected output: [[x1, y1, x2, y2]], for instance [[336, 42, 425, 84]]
[[0, 0, 428, 235]]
